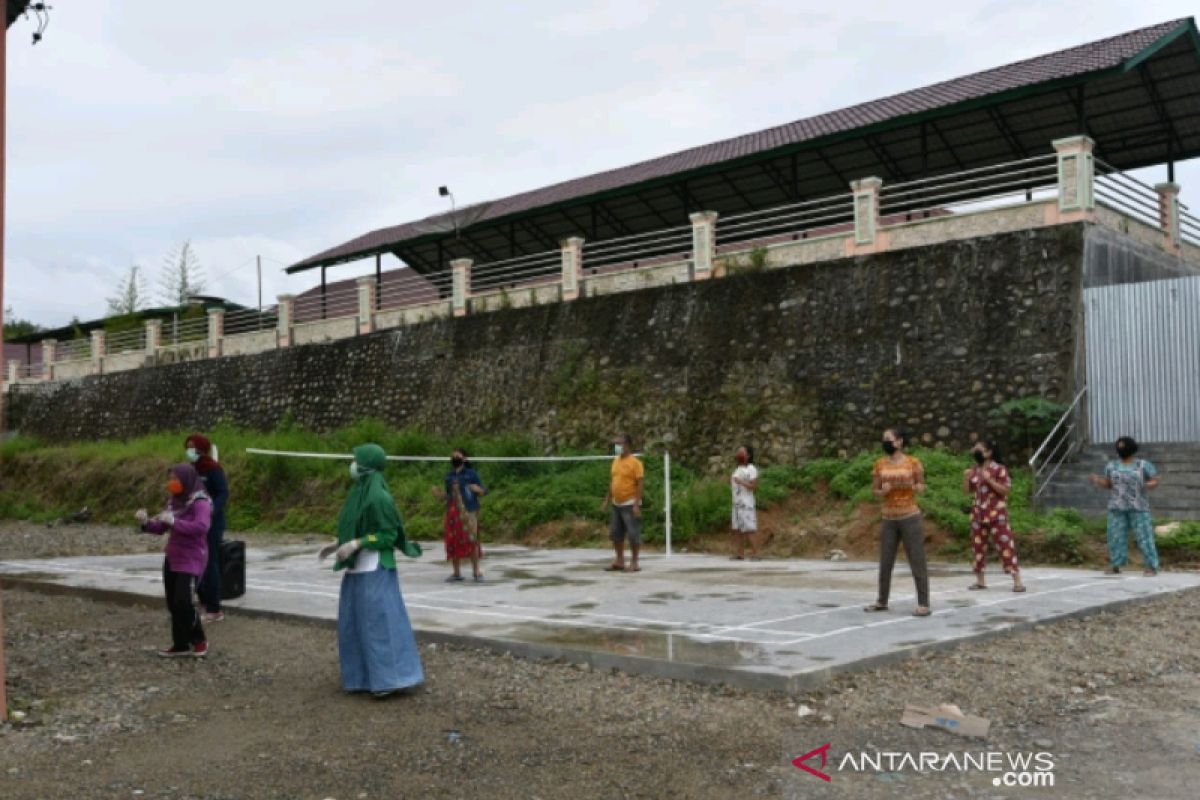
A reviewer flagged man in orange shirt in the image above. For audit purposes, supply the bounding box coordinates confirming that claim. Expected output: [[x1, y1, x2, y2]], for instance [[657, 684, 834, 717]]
[[601, 433, 644, 573]]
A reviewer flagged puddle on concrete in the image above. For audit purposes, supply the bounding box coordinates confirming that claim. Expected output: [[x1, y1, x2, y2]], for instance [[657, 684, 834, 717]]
[[807, 655, 834, 662], [3, 571, 61, 581], [567, 602, 597, 610], [697, 593, 731, 598], [815, 603, 839, 608], [925, 567, 973, 578], [946, 598, 975, 608], [647, 591, 684, 600], [640, 599, 667, 605], [514, 576, 597, 591], [981, 614, 1031, 625], [505, 623, 772, 667], [895, 639, 936, 647]]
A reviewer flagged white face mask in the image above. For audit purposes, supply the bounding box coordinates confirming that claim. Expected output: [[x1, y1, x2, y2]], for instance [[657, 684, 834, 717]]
[[613, 444, 624, 456], [185, 447, 199, 463]]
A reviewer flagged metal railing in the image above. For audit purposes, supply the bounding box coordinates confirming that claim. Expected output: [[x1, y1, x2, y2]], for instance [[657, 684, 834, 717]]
[[470, 248, 561, 293], [292, 283, 360, 323], [160, 315, 210, 347], [224, 306, 279, 336], [55, 339, 92, 361], [1094, 159, 1162, 230], [715, 193, 855, 248], [880, 154, 1058, 218], [1180, 203, 1200, 247], [15, 362, 44, 380], [1028, 385, 1088, 499], [583, 224, 693, 271], [104, 328, 147, 354], [378, 270, 452, 309]]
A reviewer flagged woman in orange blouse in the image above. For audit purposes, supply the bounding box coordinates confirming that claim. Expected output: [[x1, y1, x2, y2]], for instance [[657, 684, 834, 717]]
[[864, 428, 931, 617]]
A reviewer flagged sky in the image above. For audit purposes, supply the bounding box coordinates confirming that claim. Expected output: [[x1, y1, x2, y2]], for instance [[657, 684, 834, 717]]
[[5, 0, 1199, 327]]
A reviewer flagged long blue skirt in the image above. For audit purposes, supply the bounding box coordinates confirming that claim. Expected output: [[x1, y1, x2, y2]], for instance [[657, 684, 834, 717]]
[[337, 567, 424, 693]]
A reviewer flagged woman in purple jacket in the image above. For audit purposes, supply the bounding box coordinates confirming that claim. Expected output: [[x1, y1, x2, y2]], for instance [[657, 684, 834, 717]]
[[136, 463, 213, 658]]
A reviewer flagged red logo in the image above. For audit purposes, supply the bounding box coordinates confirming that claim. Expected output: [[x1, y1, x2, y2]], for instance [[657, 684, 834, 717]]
[[792, 743, 832, 782]]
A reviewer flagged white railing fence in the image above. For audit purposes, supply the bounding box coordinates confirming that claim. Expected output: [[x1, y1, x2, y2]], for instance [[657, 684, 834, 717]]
[[13, 142, 1198, 386]]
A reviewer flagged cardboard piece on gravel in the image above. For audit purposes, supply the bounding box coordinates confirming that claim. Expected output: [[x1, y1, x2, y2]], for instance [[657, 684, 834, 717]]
[[900, 703, 990, 739]]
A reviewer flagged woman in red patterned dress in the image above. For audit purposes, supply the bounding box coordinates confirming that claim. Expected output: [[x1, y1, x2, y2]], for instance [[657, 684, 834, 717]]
[[963, 439, 1025, 593]]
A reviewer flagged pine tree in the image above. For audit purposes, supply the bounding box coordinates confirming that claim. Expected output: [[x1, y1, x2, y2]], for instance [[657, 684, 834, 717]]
[[106, 265, 149, 315], [158, 241, 207, 306]]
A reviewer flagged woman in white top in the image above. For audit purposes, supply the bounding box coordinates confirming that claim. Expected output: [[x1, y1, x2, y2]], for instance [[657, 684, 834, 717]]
[[730, 444, 761, 560]]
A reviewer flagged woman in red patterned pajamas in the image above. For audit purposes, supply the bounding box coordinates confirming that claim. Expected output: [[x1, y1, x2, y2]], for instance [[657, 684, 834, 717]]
[[963, 440, 1025, 593]]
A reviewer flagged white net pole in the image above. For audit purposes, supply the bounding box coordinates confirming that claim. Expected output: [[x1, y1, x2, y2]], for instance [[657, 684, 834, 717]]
[[664, 451, 672, 558]]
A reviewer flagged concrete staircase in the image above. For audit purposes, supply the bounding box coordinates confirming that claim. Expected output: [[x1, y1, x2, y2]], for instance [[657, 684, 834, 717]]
[[1037, 443, 1200, 520]]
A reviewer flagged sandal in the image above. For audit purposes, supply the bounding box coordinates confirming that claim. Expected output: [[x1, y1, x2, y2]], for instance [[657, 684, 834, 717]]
[[967, 584, 988, 591], [627, 565, 642, 573], [1012, 584, 1027, 593], [444, 575, 465, 583], [1104, 567, 1121, 575], [913, 607, 932, 617], [1142, 568, 1158, 577], [604, 564, 626, 572], [863, 603, 889, 612]]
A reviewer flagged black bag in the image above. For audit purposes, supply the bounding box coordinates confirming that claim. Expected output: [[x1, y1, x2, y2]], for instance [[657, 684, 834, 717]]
[[219, 539, 246, 600]]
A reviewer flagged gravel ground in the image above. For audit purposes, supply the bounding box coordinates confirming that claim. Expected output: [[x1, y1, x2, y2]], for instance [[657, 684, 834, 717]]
[[1, 522, 1198, 799]]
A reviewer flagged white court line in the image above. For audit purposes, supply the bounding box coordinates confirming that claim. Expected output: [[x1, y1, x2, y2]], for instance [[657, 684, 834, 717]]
[[791, 579, 1129, 644]]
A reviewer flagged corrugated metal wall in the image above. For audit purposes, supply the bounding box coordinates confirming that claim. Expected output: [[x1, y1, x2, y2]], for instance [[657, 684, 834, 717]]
[[1085, 276, 1200, 443]]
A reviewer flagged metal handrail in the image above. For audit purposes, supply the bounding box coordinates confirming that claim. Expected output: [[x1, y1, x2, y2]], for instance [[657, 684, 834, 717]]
[[1093, 158, 1161, 195], [1029, 386, 1088, 467], [878, 153, 1056, 194], [1028, 385, 1088, 498], [880, 161, 1056, 202], [1095, 191, 1160, 228]]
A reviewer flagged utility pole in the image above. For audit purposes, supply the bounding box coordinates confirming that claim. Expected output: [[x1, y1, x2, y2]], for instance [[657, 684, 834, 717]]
[[1, 4, 9, 724], [256, 255, 262, 329]]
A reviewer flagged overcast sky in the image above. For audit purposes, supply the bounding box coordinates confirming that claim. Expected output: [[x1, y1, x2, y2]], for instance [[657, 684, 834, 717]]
[[6, 0, 1199, 327]]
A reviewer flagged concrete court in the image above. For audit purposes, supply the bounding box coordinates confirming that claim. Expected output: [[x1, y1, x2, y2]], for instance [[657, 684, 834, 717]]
[[2, 543, 1197, 692]]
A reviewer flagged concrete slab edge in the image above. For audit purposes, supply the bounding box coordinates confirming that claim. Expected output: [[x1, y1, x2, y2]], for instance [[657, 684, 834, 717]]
[[3, 575, 1197, 696]]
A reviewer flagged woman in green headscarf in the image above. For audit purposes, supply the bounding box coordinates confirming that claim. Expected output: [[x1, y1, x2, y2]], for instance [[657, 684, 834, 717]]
[[319, 443, 424, 696]]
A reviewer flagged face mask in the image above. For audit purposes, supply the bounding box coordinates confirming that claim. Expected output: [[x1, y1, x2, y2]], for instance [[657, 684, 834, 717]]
[[167, 479, 184, 495], [451, 456, 464, 468], [349, 462, 361, 480], [613, 444, 624, 456], [185, 447, 199, 463], [881, 441, 896, 456], [735, 452, 747, 465]]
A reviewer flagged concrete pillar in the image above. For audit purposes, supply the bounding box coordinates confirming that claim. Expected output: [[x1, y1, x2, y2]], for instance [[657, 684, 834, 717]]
[[689, 211, 718, 280], [1154, 182, 1181, 249], [144, 319, 162, 354], [7, 361, 19, 383], [561, 237, 585, 300], [356, 277, 376, 334], [276, 294, 295, 348], [207, 308, 225, 358], [42, 339, 56, 381], [851, 177, 883, 246], [90, 330, 105, 374], [1053, 135, 1095, 214], [451, 258, 472, 317]]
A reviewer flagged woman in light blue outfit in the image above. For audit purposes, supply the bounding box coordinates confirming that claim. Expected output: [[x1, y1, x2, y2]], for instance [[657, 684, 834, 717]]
[[1088, 435, 1160, 576], [320, 444, 424, 696]]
